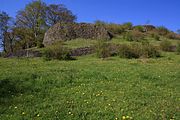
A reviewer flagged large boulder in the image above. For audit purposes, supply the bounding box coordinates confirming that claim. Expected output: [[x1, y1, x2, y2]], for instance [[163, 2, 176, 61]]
[[43, 22, 112, 46]]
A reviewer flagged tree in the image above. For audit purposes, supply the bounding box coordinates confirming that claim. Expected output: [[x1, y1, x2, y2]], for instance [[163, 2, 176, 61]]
[[15, 1, 76, 48], [16, 0, 47, 47], [46, 4, 76, 26], [0, 11, 11, 52]]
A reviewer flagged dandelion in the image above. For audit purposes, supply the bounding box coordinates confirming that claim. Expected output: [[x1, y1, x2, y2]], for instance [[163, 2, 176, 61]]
[[122, 116, 126, 119], [37, 114, 40, 117], [115, 117, 118, 120], [22, 112, 25, 115], [14, 106, 17, 109]]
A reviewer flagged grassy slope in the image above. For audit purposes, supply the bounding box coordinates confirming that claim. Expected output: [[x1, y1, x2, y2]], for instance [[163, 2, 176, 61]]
[[0, 52, 180, 120], [63, 36, 180, 49]]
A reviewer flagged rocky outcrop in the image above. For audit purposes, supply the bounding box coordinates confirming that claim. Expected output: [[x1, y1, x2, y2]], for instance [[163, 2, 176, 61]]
[[4, 50, 42, 58], [70, 46, 95, 56], [43, 22, 113, 46]]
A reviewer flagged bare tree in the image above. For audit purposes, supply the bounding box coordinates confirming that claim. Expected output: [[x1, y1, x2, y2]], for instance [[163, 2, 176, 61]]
[[46, 4, 76, 26]]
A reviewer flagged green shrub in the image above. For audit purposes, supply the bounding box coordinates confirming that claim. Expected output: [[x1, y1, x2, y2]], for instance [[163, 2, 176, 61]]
[[177, 42, 180, 54], [0, 52, 6, 57], [124, 31, 145, 42], [122, 22, 133, 30], [157, 26, 170, 36], [118, 43, 160, 59], [96, 40, 111, 58], [151, 33, 160, 41], [118, 44, 141, 58], [166, 32, 175, 39], [43, 42, 73, 60], [160, 40, 172, 52], [133, 25, 145, 32], [95, 21, 125, 35], [142, 44, 161, 58], [106, 24, 124, 35]]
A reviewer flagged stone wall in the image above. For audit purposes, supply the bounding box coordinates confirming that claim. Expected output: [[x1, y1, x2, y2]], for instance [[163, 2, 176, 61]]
[[43, 22, 113, 46]]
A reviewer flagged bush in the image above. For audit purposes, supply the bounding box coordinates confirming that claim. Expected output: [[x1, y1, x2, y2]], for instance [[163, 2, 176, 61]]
[[177, 42, 180, 54], [118, 43, 160, 59], [166, 32, 176, 39], [106, 24, 124, 35], [133, 25, 145, 32], [151, 32, 160, 41], [96, 40, 111, 58], [0, 52, 6, 57], [157, 26, 170, 36], [160, 40, 172, 52], [142, 43, 161, 58], [122, 22, 133, 30], [43, 42, 73, 60], [118, 44, 140, 58], [124, 31, 145, 42]]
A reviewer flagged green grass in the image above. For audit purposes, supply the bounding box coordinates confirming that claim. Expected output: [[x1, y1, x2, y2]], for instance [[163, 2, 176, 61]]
[[62, 36, 179, 50], [0, 53, 180, 120]]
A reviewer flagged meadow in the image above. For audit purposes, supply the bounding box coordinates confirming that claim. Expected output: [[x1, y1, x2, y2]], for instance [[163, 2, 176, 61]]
[[0, 52, 180, 120]]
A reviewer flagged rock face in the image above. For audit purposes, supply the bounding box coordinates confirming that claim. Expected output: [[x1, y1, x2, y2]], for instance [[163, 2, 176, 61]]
[[70, 46, 95, 56], [143, 25, 156, 31], [43, 22, 112, 46]]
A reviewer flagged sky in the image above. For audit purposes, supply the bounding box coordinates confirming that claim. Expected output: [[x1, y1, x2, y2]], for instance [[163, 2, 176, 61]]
[[0, 0, 180, 31], [0, 0, 180, 51]]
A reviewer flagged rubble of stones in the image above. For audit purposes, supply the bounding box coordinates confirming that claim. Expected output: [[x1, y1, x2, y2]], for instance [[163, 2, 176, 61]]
[[43, 22, 113, 46]]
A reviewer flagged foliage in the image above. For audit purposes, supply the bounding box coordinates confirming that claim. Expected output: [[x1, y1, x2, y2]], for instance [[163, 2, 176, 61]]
[[166, 32, 177, 39], [151, 32, 160, 41], [133, 25, 144, 32], [15, 1, 76, 48], [15, 0, 47, 48], [177, 42, 180, 54], [95, 21, 125, 35], [95, 40, 111, 58], [0, 11, 11, 52], [122, 22, 133, 30], [118, 44, 140, 58], [160, 40, 173, 52], [94, 20, 107, 26], [46, 4, 76, 26], [124, 31, 145, 42], [142, 43, 161, 58], [43, 42, 72, 60], [157, 26, 170, 36], [13, 27, 35, 49], [118, 43, 160, 59], [106, 23, 124, 35]]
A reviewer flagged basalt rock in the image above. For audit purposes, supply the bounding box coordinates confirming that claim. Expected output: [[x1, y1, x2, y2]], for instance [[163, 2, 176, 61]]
[[43, 22, 113, 46]]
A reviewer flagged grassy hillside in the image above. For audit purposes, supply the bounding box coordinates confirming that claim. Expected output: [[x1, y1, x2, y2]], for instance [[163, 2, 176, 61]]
[[62, 36, 179, 50], [0, 52, 180, 120]]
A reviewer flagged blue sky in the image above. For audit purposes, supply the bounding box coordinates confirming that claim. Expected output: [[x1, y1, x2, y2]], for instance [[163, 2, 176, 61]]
[[0, 0, 180, 31]]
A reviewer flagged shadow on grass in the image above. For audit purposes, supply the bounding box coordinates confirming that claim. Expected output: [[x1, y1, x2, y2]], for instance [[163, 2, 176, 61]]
[[0, 78, 21, 98]]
